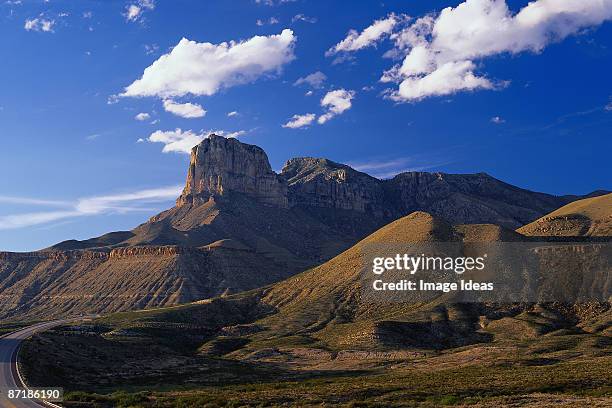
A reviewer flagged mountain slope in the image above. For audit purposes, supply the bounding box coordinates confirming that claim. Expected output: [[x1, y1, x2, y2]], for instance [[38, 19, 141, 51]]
[[518, 193, 612, 237], [17, 212, 611, 401]]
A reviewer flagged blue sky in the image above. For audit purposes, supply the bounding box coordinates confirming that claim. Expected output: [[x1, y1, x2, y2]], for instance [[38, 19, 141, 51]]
[[0, 0, 611, 251]]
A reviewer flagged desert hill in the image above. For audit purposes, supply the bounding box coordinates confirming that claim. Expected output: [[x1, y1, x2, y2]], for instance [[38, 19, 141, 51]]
[[0, 135, 607, 320], [518, 193, 612, 237], [22, 210, 610, 400]]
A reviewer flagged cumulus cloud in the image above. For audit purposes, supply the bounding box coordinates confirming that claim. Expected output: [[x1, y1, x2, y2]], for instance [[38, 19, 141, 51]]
[[284, 89, 356, 129], [383, 0, 612, 102], [147, 128, 203, 153], [294, 71, 327, 89], [388, 60, 497, 101], [491, 116, 506, 124], [120, 29, 296, 99], [227, 111, 239, 117], [162, 100, 206, 118], [147, 129, 246, 153], [326, 13, 407, 56], [282, 113, 316, 129], [318, 89, 355, 124], [24, 17, 55, 32], [124, 0, 155, 22], [0, 185, 181, 230], [135, 112, 150, 121]]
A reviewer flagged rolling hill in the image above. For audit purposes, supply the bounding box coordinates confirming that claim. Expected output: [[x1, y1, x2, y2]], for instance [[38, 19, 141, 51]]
[[518, 193, 612, 237], [19, 210, 611, 406]]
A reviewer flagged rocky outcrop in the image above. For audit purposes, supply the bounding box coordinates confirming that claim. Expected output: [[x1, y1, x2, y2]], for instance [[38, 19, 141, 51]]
[[384, 172, 569, 228], [282, 157, 386, 216], [170, 135, 603, 229], [281, 159, 591, 229], [177, 134, 287, 208]]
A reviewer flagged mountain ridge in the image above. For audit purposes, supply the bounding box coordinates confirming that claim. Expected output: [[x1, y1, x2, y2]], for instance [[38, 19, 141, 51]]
[[0, 134, 608, 320]]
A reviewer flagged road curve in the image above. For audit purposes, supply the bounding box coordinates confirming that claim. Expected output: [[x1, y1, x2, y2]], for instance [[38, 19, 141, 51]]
[[0, 320, 70, 408]]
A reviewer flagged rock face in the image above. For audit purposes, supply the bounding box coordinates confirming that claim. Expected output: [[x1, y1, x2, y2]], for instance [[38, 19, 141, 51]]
[[281, 160, 600, 229], [282, 158, 386, 216], [170, 135, 599, 229], [384, 172, 573, 228], [177, 134, 288, 208]]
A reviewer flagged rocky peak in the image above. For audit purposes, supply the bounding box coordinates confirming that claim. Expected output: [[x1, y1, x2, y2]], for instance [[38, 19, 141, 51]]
[[281, 157, 386, 214], [177, 134, 288, 208], [282, 157, 359, 184]]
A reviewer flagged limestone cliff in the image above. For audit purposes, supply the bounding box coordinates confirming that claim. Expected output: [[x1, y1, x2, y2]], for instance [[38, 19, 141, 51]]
[[177, 134, 287, 208]]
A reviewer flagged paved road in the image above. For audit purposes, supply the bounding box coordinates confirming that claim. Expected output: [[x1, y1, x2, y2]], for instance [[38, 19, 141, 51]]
[[0, 320, 69, 408]]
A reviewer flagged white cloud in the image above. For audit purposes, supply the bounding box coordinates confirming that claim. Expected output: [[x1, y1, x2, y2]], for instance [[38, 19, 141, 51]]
[[326, 13, 407, 56], [144, 43, 159, 55], [257, 17, 279, 26], [384, 0, 612, 102], [255, 0, 295, 5], [0, 196, 71, 207], [292, 14, 317, 24], [162, 99, 206, 118], [305, 90, 313, 96], [349, 156, 447, 178], [120, 29, 296, 99], [24, 17, 55, 32], [294, 71, 327, 89], [148, 128, 203, 153], [491, 116, 506, 124], [282, 113, 316, 129], [0, 185, 181, 230], [318, 89, 355, 124], [284, 89, 356, 128], [75, 185, 180, 214], [125, 5, 140, 21], [124, 0, 155, 22], [83, 11, 93, 18], [227, 111, 239, 117], [223, 130, 247, 138], [135, 112, 150, 121], [390, 60, 497, 101], [147, 129, 246, 153], [0, 211, 82, 230]]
